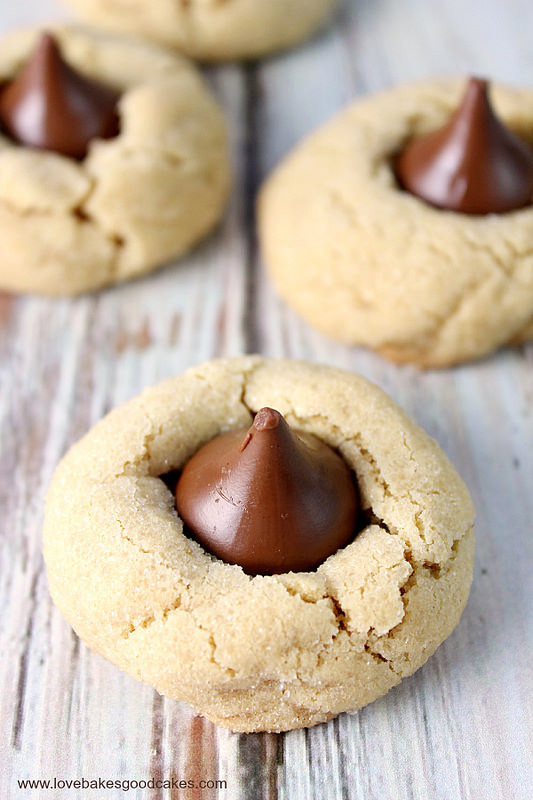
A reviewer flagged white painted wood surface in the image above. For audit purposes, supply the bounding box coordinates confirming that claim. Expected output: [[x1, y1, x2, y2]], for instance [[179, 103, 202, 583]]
[[1, 1, 532, 798]]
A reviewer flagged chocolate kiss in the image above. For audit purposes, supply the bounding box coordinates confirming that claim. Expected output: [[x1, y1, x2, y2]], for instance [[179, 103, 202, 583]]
[[0, 33, 120, 159], [395, 77, 533, 214], [175, 407, 359, 575]]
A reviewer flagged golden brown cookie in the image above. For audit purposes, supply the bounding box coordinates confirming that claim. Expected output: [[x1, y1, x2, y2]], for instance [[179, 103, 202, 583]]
[[258, 78, 533, 367], [43, 357, 475, 732], [0, 26, 229, 295], [59, 0, 339, 62]]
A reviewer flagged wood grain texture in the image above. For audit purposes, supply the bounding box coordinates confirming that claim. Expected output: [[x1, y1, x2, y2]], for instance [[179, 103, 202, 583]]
[[1, 1, 532, 799]]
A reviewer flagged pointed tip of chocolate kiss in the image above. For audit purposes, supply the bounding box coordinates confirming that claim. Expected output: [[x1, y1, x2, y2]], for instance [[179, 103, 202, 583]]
[[176, 408, 360, 575], [395, 76, 533, 214], [0, 31, 120, 159], [30, 31, 56, 59], [253, 407, 281, 431], [466, 75, 488, 94]]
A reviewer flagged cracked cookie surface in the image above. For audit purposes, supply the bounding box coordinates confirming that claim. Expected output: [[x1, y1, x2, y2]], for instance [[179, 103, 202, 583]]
[[43, 357, 475, 732], [258, 78, 533, 367], [59, 0, 338, 62], [0, 26, 229, 295]]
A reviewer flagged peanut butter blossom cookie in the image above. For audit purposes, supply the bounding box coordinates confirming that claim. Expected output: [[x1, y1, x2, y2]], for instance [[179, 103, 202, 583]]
[[59, 0, 339, 62], [0, 27, 229, 295], [259, 78, 533, 367], [44, 357, 475, 733]]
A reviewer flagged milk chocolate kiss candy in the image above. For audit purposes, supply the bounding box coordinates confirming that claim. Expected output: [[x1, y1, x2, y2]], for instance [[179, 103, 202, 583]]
[[176, 407, 359, 575], [0, 33, 119, 159], [395, 77, 533, 214]]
